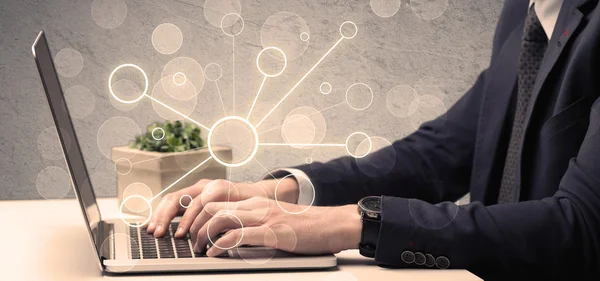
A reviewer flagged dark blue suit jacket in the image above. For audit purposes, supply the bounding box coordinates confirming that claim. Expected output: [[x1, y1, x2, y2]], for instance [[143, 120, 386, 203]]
[[293, 0, 600, 279]]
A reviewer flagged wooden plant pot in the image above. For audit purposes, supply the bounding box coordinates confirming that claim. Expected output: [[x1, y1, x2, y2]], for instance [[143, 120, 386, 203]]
[[111, 146, 231, 216]]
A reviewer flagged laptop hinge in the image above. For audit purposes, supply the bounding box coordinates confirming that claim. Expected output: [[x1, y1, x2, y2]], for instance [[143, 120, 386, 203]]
[[96, 221, 113, 261]]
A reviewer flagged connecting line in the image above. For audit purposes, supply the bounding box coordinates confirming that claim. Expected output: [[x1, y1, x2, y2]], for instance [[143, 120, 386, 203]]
[[130, 147, 206, 165], [232, 36, 236, 116], [258, 143, 346, 147], [254, 158, 277, 180], [215, 82, 227, 117], [258, 101, 348, 135], [254, 36, 346, 128], [143, 94, 210, 132], [150, 156, 213, 201], [247, 76, 268, 120]]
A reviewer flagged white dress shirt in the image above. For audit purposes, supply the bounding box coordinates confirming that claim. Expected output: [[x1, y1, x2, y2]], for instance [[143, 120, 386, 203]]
[[530, 0, 563, 39], [270, 0, 564, 205]]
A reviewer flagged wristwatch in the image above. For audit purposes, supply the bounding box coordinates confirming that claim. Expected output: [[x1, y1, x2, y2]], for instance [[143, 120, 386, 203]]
[[357, 196, 382, 258]]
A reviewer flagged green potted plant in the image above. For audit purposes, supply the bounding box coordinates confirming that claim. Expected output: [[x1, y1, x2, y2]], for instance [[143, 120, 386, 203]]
[[112, 121, 231, 215]]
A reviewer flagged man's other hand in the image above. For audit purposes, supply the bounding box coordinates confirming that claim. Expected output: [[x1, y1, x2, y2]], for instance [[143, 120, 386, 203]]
[[188, 197, 361, 256], [146, 177, 300, 238]]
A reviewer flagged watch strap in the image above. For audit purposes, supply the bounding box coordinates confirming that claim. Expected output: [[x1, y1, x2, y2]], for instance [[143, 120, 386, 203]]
[[359, 217, 380, 258]]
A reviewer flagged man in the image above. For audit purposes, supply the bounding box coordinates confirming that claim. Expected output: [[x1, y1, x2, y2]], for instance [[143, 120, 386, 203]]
[[148, 0, 600, 279]]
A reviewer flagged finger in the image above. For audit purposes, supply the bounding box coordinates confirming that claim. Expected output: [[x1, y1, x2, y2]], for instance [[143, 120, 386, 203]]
[[188, 201, 239, 239], [206, 226, 272, 257], [193, 210, 258, 253], [173, 194, 206, 238], [148, 180, 208, 234], [177, 180, 238, 238], [147, 195, 176, 233], [151, 195, 181, 237]]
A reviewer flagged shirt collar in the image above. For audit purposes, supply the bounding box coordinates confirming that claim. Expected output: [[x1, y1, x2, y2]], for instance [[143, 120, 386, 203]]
[[529, 0, 563, 39]]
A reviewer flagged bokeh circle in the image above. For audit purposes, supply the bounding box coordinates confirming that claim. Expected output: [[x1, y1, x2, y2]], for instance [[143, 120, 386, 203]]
[[161, 57, 204, 100], [370, 0, 402, 18], [122, 182, 153, 212], [356, 136, 396, 177], [120, 195, 152, 227], [206, 212, 244, 250], [97, 116, 142, 159], [386, 85, 419, 118], [54, 48, 83, 77], [152, 23, 183, 55], [274, 174, 315, 214], [260, 12, 310, 61], [410, 0, 449, 20], [36, 166, 71, 200], [220, 13, 244, 37], [408, 199, 459, 230], [281, 107, 327, 149], [151, 76, 198, 120], [91, 0, 128, 29], [64, 85, 95, 119], [204, 63, 223, 81], [409, 95, 447, 130], [204, 0, 241, 28], [38, 126, 70, 160]]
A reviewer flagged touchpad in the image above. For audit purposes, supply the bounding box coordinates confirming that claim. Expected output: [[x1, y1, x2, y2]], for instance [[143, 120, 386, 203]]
[[228, 246, 295, 259]]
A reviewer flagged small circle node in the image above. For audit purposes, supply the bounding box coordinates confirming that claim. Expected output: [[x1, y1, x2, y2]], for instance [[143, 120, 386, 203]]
[[120, 195, 152, 227], [256, 47, 288, 77], [339, 21, 358, 39], [345, 132, 373, 158], [345, 83, 374, 111], [173, 72, 187, 86], [320, 82, 332, 95], [300, 32, 310, 41], [151, 127, 165, 140], [108, 64, 148, 104], [179, 194, 193, 208]]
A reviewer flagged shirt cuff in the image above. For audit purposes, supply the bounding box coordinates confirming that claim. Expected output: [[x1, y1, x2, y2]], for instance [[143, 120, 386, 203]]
[[263, 168, 314, 205]]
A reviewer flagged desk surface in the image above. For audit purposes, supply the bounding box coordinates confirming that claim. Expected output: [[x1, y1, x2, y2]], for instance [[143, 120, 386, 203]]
[[0, 198, 481, 281]]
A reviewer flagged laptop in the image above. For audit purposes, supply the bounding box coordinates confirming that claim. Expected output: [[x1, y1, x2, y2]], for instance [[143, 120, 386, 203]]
[[31, 31, 337, 273]]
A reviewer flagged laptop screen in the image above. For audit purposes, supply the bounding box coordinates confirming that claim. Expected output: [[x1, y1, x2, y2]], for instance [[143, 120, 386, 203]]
[[32, 32, 103, 260]]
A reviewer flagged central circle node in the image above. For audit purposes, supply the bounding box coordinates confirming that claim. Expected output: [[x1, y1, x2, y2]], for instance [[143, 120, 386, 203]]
[[208, 116, 259, 167]]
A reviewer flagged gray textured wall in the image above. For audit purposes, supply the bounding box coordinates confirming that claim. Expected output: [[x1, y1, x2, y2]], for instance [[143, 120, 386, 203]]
[[0, 0, 503, 200]]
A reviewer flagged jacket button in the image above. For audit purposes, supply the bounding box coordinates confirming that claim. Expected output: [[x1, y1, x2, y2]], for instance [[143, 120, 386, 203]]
[[401, 250, 415, 264], [414, 252, 426, 265], [425, 254, 435, 267], [436, 256, 450, 269]]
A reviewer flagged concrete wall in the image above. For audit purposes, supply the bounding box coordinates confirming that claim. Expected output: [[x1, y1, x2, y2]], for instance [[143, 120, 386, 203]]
[[0, 0, 503, 200]]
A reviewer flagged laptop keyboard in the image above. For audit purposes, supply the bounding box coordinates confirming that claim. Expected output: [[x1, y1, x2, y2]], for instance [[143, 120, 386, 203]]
[[129, 222, 199, 259]]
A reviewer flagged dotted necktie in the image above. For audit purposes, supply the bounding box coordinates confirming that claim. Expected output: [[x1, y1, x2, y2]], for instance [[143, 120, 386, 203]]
[[498, 5, 548, 204]]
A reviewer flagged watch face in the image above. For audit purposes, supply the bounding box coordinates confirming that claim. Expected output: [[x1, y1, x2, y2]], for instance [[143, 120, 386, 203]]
[[359, 196, 381, 213]]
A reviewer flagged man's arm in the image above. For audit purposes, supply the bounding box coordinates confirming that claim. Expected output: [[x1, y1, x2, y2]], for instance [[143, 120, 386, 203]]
[[375, 99, 600, 279], [288, 70, 486, 206]]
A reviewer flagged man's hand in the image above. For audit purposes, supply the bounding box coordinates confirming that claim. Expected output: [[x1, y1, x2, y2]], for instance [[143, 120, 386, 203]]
[[147, 178, 300, 238], [189, 197, 362, 257]]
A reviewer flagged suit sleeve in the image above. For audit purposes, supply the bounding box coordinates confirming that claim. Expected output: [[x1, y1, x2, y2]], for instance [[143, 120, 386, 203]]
[[292, 70, 486, 206], [288, 0, 523, 207], [375, 99, 600, 279]]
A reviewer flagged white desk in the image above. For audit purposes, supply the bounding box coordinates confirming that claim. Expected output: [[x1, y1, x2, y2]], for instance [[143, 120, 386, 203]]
[[0, 198, 481, 281]]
